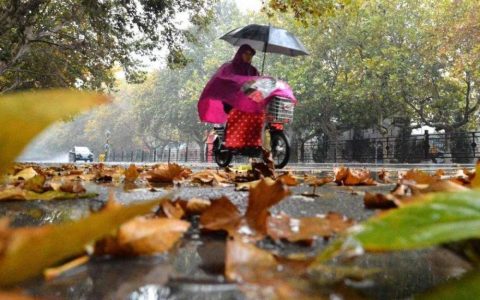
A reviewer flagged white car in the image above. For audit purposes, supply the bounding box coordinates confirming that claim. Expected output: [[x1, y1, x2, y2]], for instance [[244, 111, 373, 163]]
[[69, 146, 94, 162]]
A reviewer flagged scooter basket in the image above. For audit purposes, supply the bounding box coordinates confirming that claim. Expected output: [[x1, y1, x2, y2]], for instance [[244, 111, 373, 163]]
[[266, 97, 295, 123]]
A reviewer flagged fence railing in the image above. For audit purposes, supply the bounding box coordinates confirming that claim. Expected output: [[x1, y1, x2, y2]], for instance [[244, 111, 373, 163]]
[[104, 131, 480, 164]]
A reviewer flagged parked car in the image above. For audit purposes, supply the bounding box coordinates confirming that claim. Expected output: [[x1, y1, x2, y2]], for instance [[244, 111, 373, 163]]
[[69, 146, 94, 162]]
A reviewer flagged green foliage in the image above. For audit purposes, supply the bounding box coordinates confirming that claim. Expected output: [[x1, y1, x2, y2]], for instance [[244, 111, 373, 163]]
[[418, 271, 480, 300], [315, 190, 480, 264], [0, 0, 215, 92]]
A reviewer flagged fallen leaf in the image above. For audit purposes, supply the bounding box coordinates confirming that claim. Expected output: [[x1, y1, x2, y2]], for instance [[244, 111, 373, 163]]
[[267, 212, 355, 242], [0, 291, 37, 300], [225, 238, 316, 299], [10, 167, 38, 182], [44, 255, 89, 280], [199, 197, 242, 234], [157, 200, 185, 219], [378, 169, 391, 183], [191, 169, 232, 186], [181, 198, 211, 214], [0, 90, 109, 175], [124, 164, 140, 183], [0, 188, 96, 201], [245, 179, 290, 235], [59, 180, 86, 194], [304, 175, 334, 187], [23, 174, 46, 193], [401, 169, 441, 185], [471, 162, 480, 188], [364, 192, 397, 209], [147, 164, 192, 183], [0, 195, 166, 286], [235, 177, 275, 191], [95, 216, 190, 256], [334, 167, 376, 186], [278, 172, 299, 186]]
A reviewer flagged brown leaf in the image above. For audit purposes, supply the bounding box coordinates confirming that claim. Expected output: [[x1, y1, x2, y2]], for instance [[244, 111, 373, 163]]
[[124, 164, 140, 183], [251, 161, 276, 179], [245, 179, 290, 235], [278, 172, 299, 186], [267, 212, 355, 242], [191, 169, 232, 186], [0, 291, 37, 300], [95, 216, 190, 256], [147, 164, 192, 183], [401, 169, 440, 185], [225, 238, 316, 299], [59, 180, 86, 194], [304, 175, 334, 186], [23, 175, 46, 193], [157, 200, 185, 219], [378, 169, 391, 183], [364, 192, 397, 209], [199, 197, 242, 234], [334, 167, 376, 186], [182, 198, 211, 214]]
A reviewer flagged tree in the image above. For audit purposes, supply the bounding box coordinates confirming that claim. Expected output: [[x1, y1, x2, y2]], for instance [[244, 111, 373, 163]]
[[0, 0, 214, 93]]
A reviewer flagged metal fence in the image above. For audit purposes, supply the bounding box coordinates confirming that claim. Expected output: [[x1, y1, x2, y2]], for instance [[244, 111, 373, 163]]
[[105, 131, 480, 164]]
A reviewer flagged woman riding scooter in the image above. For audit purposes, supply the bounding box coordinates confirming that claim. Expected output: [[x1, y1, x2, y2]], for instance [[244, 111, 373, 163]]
[[198, 44, 296, 168]]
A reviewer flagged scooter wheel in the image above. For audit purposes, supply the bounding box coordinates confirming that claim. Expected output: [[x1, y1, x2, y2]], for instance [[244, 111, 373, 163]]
[[214, 147, 233, 168], [268, 131, 290, 169]]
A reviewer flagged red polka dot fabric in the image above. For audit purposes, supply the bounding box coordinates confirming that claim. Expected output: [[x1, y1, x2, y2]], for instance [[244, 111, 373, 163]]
[[225, 109, 265, 149]]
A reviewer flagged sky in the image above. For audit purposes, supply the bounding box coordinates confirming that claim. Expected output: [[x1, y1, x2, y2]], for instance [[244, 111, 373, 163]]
[[234, 0, 262, 12]]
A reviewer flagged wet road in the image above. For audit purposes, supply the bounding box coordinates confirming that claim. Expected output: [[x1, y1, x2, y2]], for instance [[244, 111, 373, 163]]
[[0, 181, 472, 299]]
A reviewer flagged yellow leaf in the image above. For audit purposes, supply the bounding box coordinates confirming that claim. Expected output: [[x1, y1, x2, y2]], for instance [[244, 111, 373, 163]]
[[0, 195, 168, 286], [0, 89, 109, 175]]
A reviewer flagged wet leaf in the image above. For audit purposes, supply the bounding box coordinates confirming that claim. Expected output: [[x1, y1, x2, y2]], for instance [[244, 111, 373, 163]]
[[44, 255, 89, 280], [363, 192, 397, 209], [401, 169, 441, 185], [94, 216, 190, 256], [147, 163, 192, 183], [124, 164, 140, 183], [234, 177, 275, 191], [201, 179, 290, 238], [59, 180, 86, 194], [0, 195, 166, 286], [0, 291, 36, 300], [0, 188, 96, 201], [225, 238, 277, 282], [10, 167, 38, 181], [157, 200, 185, 219], [334, 167, 376, 186], [267, 212, 355, 242], [378, 169, 391, 183], [319, 189, 480, 264], [309, 264, 379, 286], [0, 90, 109, 175], [180, 198, 211, 215], [471, 162, 480, 189], [199, 197, 241, 234], [245, 179, 290, 235], [278, 172, 299, 186], [191, 169, 232, 186], [418, 271, 480, 300], [304, 175, 334, 187], [225, 238, 317, 299], [23, 174, 46, 193]]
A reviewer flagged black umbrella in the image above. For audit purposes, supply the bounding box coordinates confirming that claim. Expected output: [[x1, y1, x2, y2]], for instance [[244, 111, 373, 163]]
[[220, 24, 309, 74]]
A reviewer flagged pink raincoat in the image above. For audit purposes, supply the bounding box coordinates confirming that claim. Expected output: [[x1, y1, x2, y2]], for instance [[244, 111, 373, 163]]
[[198, 45, 296, 124]]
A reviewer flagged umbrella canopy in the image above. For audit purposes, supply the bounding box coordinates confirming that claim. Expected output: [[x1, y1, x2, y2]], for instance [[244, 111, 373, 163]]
[[220, 24, 309, 57]]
